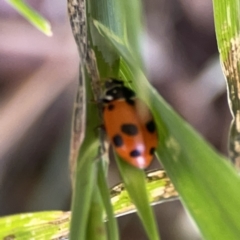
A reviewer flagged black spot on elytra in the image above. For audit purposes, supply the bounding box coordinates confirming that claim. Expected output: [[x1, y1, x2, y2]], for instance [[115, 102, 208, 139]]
[[112, 135, 123, 147], [146, 120, 156, 133], [130, 149, 141, 157], [108, 104, 114, 111], [149, 147, 155, 155], [126, 98, 135, 106], [121, 124, 138, 136]]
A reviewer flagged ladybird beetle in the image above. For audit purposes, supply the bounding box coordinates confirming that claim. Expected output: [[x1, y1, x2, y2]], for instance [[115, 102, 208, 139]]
[[102, 79, 158, 169]]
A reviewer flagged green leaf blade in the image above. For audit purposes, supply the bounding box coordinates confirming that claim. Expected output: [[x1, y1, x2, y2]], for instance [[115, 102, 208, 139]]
[[98, 160, 119, 240], [0, 211, 70, 240], [5, 0, 52, 36], [116, 157, 160, 240], [86, 185, 107, 240], [152, 90, 240, 240]]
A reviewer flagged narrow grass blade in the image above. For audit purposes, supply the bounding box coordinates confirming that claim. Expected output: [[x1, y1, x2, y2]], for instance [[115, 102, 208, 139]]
[[98, 159, 119, 240], [110, 170, 178, 217], [5, 0, 52, 36], [86, 184, 107, 240], [0, 211, 70, 240], [69, 72, 101, 240], [116, 157, 160, 240], [213, 0, 240, 168]]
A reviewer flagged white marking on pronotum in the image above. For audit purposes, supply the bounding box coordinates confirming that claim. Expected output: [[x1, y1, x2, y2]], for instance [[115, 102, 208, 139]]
[[104, 95, 114, 101]]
